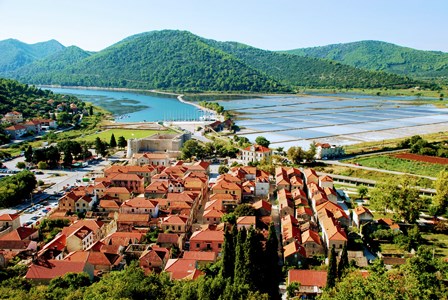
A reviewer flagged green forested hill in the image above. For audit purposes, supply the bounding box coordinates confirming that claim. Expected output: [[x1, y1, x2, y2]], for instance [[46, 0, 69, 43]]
[[16, 46, 93, 83], [12, 31, 287, 92], [205, 40, 417, 88], [0, 78, 83, 119], [284, 40, 448, 78], [1, 31, 426, 92], [0, 39, 65, 73]]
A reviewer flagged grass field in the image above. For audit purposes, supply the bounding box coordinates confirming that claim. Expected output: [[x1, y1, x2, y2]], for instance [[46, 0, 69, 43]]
[[422, 233, 448, 258], [345, 155, 448, 177], [321, 165, 434, 189], [76, 128, 175, 143]]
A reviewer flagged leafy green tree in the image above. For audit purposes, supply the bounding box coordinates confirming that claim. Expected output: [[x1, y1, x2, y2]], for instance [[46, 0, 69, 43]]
[[109, 133, 117, 148], [181, 140, 204, 160], [286, 282, 300, 299], [95, 137, 108, 157], [338, 243, 349, 279], [433, 170, 448, 214], [327, 245, 337, 289], [233, 204, 256, 217], [357, 185, 369, 200], [117, 136, 127, 148], [16, 162, 26, 169], [37, 161, 48, 169], [56, 112, 71, 127], [287, 146, 305, 164], [255, 136, 270, 148]]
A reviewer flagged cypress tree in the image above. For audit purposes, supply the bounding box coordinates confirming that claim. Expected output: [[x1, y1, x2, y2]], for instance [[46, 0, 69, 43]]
[[89, 106, 93, 116], [327, 245, 337, 289], [110, 133, 117, 148], [234, 227, 247, 285], [265, 222, 281, 297], [24, 145, 33, 163], [63, 150, 73, 167], [243, 227, 264, 291], [338, 243, 349, 279], [220, 228, 235, 280], [231, 224, 238, 250]]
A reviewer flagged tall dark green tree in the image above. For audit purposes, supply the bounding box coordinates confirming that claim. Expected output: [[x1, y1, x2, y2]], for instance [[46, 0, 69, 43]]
[[95, 137, 107, 157], [327, 245, 337, 289], [24, 145, 33, 162], [338, 243, 349, 279], [265, 222, 281, 297], [220, 227, 235, 280], [255, 136, 270, 148], [244, 227, 263, 290], [63, 150, 73, 167], [89, 106, 93, 116], [234, 227, 247, 285], [232, 223, 239, 252], [109, 133, 117, 148], [117, 136, 127, 148]]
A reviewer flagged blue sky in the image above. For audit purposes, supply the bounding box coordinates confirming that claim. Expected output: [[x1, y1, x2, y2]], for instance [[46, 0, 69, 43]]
[[0, 0, 446, 52]]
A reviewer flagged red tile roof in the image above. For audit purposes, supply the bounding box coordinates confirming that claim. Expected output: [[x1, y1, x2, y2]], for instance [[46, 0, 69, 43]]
[[0, 213, 20, 221], [288, 269, 327, 287], [0, 227, 38, 241], [243, 144, 271, 153], [190, 229, 224, 242], [183, 251, 216, 262], [164, 258, 200, 280], [26, 260, 90, 280]]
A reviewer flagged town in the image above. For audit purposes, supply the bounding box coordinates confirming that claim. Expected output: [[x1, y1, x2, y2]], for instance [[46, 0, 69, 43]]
[[1, 121, 446, 299]]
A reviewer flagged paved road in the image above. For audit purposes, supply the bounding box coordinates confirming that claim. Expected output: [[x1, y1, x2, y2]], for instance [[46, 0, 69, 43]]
[[318, 159, 437, 180]]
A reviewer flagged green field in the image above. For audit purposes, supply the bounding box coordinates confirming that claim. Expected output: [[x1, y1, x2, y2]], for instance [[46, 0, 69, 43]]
[[76, 129, 176, 143], [422, 233, 448, 258], [346, 155, 447, 177]]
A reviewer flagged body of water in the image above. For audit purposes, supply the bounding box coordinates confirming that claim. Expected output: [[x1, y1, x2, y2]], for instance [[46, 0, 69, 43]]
[[47, 87, 206, 122]]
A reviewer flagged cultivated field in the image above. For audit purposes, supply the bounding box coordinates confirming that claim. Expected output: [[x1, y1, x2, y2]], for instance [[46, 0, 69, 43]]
[[394, 153, 448, 165]]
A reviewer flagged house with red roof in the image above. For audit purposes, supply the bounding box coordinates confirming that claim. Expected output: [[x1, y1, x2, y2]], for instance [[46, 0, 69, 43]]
[[304, 169, 319, 185], [189, 229, 224, 253], [315, 143, 344, 159], [66, 226, 94, 253], [202, 208, 224, 225], [0, 214, 21, 237], [116, 213, 151, 232], [352, 205, 374, 228], [109, 173, 145, 194], [101, 232, 145, 247], [26, 259, 94, 283], [211, 179, 242, 203], [145, 181, 169, 198], [301, 229, 324, 257], [283, 240, 306, 266], [161, 215, 188, 233], [319, 175, 334, 189], [99, 200, 121, 213], [288, 269, 327, 297], [240, 144, 272, 164], [104, 164, 156, 184], [278, 189, 294, 218], [132, 152, 170, 166], [64, 250, 122, 274], [4, 124, 27, 139], [318, 209, 348, 253], [120, 197, 159, 218], [156, 233, 182, 249], [236, 216, 256, 230], [164, 258, 202, 280], [187, 160, 210, 174], [183, 251, 217, 266], [2, 111, 23, 124], [252, 199, 272, 216], [0, 226, 39, 241], [139, 247, 170, 274]]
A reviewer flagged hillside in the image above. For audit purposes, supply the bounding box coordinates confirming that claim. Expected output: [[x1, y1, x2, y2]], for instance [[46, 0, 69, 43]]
[[205, 40, 417, 88], [284, 40, 448, 78], [0, 39, 65, 73], [12, 31, 288, 93], [0, 77, 84, 119], [3, 31, 423, 92]]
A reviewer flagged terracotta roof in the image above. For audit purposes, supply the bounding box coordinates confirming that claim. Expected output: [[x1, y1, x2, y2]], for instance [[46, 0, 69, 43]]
[[122, 198, 157, 209], [378, 218, 400, 230], [0, 213, 20, 221], [41, 234, 66, 252], [190, 229, 224, 242], [26, 260, 90, 280], [237, 216, 256, 226], [5, 124, 26, 130], [301, 229, 321, 245], [288, 270, 327, 287], [104, 186, 131, 194], [203, 209, 224, 218], [99, 200, 121, 209], [117, 213, 151, 223], [296, 206, 313, 217], [145, 181, 168, 192], [70, 226, 93, 240], [0, 240, 34, 250], [283, 240, 306, 258], [212, 180, 242, 191], [110, 173, 143, 181], [243, 144, 271, 153], [319, 175, 333, 182], [183, 251, 216, 262], [354, 206, 373, 216], [157, 233, 180, 244], [164, 258, 199, 280], [252, 200, 272, 212], [65, 250, 122, 266], [209, 193, 236, 201], [0, 227, 38, 241], [162, 215, 187, 225], [102, 232, 145, 246]]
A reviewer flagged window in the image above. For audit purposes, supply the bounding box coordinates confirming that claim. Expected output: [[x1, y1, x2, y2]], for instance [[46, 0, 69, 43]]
[[218, 243, 222, 248], [196, 243, 200, 248]]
